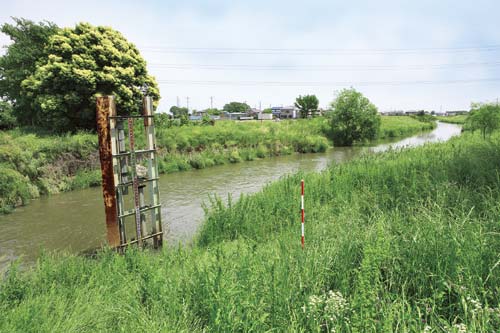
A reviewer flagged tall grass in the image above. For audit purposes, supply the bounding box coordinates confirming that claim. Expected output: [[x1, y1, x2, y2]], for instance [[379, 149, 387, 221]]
[[378, 116, 436, 139], [1, 131, 497, 332]]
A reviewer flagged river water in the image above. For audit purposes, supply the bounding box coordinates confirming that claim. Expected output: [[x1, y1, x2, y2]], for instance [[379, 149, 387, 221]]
[[0, 122, 461, 270]]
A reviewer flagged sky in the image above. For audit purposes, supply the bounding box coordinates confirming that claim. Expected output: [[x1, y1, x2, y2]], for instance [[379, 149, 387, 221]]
[[1, 0, 500, 112]]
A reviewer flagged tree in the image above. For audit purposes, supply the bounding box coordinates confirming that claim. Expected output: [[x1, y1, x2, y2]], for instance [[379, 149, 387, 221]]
[[295, 94, 319, 118], [466, 103, 500, 139], [0, 100, 16, 130], [223, 101, 250, 114], [169, 106, 189, 118], [205, 108, 221, 116], [0, 18, 60, 126], [329, 88, 381, 146], [21, 22, 160, 132]]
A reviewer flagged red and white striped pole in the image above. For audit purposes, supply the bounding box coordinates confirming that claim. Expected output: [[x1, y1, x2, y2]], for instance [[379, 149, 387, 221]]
[[301, 179, 305, 248]]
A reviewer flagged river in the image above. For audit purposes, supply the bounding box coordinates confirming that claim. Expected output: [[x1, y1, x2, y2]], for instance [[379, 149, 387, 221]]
[[0, 122, 461, 270]]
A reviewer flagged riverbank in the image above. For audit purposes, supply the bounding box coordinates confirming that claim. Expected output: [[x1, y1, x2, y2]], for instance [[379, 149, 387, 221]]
[[0, 116, 435, 213], [435, 115, 468, 124], [1, 130, 498, 332]]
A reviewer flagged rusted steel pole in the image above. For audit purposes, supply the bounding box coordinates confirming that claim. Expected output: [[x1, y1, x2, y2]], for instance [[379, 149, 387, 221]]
[[96, 96, 121, 247]]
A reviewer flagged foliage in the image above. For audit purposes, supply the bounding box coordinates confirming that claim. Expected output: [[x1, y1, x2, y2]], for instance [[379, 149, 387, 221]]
[[1, 132, 499, 332], [263, 108, 273, 114], [0, 18, 59, 126], [0, 101, 16, 130], [465, 103, 500, 138], [205, 108, 221, 116], [169, 106, 189, 119], [294, 94, 319, 118], [329, 88, 381, 146], [0, 165, 33, 213], [20, 22, 159, 132], [223, 101, 250, 114]]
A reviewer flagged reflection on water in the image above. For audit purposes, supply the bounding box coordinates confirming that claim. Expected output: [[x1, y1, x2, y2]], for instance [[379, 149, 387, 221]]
[[0, 122, 461, 267]]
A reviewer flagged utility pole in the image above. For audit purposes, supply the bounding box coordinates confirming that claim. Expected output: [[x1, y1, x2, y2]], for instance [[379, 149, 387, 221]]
[[259, 101, 262, 111], [176, 96, 180, 107], [186, 97, 190, 111], [210, 96, 214, 109]]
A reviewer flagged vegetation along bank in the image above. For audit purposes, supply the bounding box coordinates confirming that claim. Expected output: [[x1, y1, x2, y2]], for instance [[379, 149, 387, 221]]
[[0, 130, 498, 332], [0, 116, 435, 213]]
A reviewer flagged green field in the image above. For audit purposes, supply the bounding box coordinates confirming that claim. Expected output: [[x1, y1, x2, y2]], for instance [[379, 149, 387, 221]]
[[0, 116, 436, 213], [435, 115, 468, 125], [1, 130, 497, 332]]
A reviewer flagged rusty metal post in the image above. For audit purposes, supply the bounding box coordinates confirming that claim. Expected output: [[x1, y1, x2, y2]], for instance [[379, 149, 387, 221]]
[[96, 96, 120, 247]]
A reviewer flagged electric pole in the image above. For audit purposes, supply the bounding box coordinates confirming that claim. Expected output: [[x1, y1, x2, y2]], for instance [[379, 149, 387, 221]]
[[186, 97, 190, 111], [176, 96, 180, 107], [210, 96, 214, 109]]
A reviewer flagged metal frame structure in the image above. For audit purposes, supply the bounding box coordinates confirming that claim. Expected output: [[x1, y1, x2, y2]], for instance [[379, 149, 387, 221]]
[[96, 95, 163, 249]]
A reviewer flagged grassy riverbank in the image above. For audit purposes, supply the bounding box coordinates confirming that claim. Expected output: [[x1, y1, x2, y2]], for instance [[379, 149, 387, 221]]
[[435, 115, 468, 124], [0, 116, 434, 213], [2, 131, 498, 332], [377, 116, 436, 139]]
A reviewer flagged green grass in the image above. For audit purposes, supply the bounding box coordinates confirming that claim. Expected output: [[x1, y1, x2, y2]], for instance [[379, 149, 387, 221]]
[[0, 116, 435, 213], [1, 130, 498, 332], [436, 115, 468, 124], [378, 116, 437, 139]]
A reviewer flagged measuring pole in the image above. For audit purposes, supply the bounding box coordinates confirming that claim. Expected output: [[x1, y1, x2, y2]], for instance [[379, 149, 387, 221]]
[[127, 118, 143, 246], [301, 179, 305, 248]]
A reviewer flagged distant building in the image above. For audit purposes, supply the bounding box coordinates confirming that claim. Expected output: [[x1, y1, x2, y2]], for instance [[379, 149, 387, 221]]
[[271, 106, 298, 119], [405, 110, 430, 116], [445, 110, 469, 116], [258, 113, 273, 120], [221, 111, 247, 120]]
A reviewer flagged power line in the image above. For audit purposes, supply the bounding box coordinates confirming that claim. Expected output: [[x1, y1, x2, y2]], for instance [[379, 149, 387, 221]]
[[140, 44, 500, 55], [148, 61, 500, 72], [156, 78, 500, 87]]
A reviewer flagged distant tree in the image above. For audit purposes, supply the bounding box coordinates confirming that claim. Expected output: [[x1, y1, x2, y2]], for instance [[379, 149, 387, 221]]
[[169, 106, 189, 118], [263, 108, 273, 114], [466, 103, 500, 139], [329, 88, 381, 146], [0, 100, 16, 130], [223, 102, 250, 113], [0, 18, 60, 126], [20, 22, 160, 132], [205, 108, 221, 115], [295, 94, 319, 118]]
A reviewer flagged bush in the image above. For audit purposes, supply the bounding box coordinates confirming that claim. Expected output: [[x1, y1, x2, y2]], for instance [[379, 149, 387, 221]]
[[329, 88, 381, 146], [0, 165, 31, 213]]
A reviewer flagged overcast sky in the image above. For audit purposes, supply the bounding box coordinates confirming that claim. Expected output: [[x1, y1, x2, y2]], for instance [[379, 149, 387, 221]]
[[2, 0, 500, 112]]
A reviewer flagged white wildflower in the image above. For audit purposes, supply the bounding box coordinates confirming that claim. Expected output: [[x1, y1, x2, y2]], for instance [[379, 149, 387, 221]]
[[452, 323, 467, 333]]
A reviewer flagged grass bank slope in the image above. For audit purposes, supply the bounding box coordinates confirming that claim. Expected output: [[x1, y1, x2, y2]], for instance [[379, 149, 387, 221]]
[[378, 116, 436, 139], [1, 131, 498, 332], [436, 115, 468, 125]]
